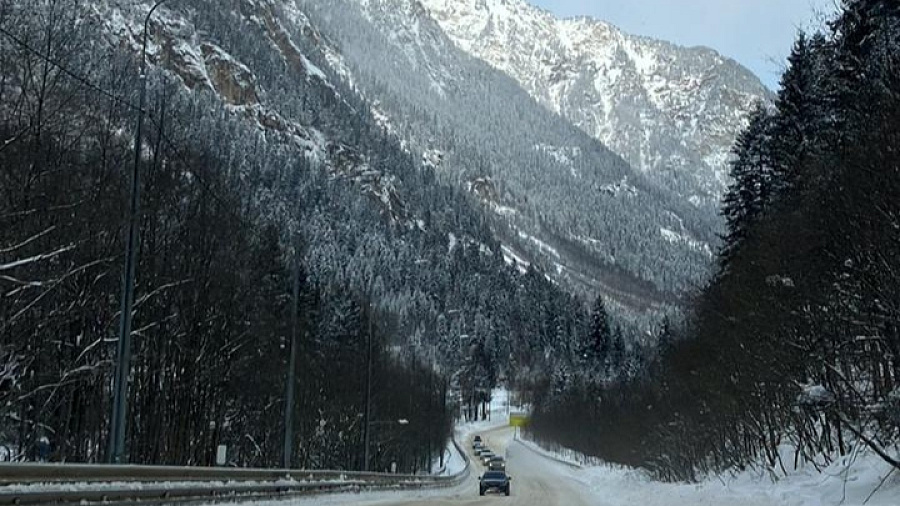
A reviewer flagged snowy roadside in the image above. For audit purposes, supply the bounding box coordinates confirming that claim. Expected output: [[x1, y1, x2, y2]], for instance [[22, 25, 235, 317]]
[[226, 389, 515, 505], [519, 434, 900, 506], [455, 388, 512, 442], [433, 437, 466, 477], [516, 435, 584, 469], [433, 387, 516, 475]]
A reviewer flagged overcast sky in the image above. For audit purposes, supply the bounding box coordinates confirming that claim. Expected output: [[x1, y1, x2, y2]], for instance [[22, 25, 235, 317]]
[[530, 0, 839, 89]]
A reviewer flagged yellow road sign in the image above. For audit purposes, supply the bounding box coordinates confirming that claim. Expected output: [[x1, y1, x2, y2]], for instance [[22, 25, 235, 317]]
[[509, 412, 530, 427]]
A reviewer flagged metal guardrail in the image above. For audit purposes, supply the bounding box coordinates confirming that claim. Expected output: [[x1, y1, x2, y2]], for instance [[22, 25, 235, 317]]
[[449, 432, 472, 482], [0, 463, 431, 485], [0, 480, 369, 505], [0, 436, 471, 505]]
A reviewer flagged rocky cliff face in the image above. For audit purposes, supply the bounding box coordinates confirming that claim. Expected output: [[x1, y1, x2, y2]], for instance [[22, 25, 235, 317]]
[[93, 0, 762, 321], [421, 0, 772, 206]]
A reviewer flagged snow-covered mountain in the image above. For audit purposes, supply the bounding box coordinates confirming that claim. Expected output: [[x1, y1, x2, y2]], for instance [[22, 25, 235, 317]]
[[79, 0, 603, 363], [308, 0, 727, 317], [420, 0, 771, 205], [89, 0, 748, 320]]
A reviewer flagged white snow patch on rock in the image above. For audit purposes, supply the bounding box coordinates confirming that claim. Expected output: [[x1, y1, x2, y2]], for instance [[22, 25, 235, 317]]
[[501, 245, 530, 274]]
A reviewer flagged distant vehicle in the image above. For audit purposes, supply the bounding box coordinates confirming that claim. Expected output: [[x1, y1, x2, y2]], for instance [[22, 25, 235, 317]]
[[475, 446, 489, 456], [480, 451, 495, 465], [488, 455, 506, 471], [479, 470, 511, 496], [472, 435, 482, 448]]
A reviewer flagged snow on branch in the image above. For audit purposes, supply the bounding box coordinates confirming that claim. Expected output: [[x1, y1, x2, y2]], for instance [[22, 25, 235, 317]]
[[0, 243, 74, 271], [0, 226, 56, 254], [839, 413, 900, 471]]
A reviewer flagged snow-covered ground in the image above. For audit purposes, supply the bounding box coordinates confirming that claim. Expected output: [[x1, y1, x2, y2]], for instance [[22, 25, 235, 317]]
[[455, 388, 512, 438], [237, 390, 514, 505], [518, 434, 900, 506], [434, 440, 465, 477], [208, 387, 900, 505], [435, 389, 513, 475]]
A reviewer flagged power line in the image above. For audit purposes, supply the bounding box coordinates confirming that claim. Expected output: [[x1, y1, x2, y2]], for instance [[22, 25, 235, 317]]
[[0, 24, 145, 114], [3, 0, 315, 466], [0, 4, 331, 239], [0, 19, 261, 229], [0, 13, 333, 223]]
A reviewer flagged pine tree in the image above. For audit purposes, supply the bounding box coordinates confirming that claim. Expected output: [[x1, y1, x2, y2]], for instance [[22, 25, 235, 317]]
[[721, 104, 774, 260], [657, 316, 675, 359], [832, 0, 900, 127], [609, 326, 626, 376], [768, 32, 828, 198], [582, 295, 612, 368]]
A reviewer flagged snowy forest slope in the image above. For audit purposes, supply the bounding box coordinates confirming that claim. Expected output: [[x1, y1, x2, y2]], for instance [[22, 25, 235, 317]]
[[529, 0, 900, 485], [304, 0, 723, 315], [0, 0, 591, 466]]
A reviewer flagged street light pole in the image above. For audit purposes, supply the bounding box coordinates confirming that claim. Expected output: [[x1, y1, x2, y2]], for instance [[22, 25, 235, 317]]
[[108, 0, 170, 464], [283, 248, 301, 468], [362, 299, 374, 471]]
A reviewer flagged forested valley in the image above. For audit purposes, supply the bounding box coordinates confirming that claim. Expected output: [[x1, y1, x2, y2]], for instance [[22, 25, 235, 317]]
[[0, 0, 596, 469], [4, 0, 897, 494], [528, 0, 900, 482]]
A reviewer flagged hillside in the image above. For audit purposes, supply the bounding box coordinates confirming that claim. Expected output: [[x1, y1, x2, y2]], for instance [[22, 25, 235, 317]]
[[301, 0, 735, 317], [422, 0, 771, 209]]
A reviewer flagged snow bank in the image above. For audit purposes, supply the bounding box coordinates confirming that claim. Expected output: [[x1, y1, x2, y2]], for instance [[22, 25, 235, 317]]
[[517, 435, 589, 469], [521, 437, 900, 506], [434, 438, 466, 477]]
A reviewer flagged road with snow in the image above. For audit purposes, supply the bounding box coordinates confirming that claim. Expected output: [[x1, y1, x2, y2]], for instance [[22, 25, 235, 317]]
[[264, 424, 595, 506], [373, 426, 591, 506], [242, 390, 899, 506]]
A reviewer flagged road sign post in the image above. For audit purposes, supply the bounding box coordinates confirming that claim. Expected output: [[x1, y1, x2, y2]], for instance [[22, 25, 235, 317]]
[[216, 445, 227, 466]]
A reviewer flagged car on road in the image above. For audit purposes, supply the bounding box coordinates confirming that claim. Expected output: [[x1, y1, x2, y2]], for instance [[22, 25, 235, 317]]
[[475, 446, 489, 456], [480, 451, 495, 466], [472, 435, 482, 449], [488, 455, 506, 471], [479, 470, 511, 496]]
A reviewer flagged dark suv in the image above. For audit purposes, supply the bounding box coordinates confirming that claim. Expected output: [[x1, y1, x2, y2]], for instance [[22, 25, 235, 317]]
[[478, 470, 511, 496]]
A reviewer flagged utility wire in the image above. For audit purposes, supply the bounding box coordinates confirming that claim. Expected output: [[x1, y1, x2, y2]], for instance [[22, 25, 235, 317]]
[[0, 20, 262, 229], [0, 24, 145, 114]]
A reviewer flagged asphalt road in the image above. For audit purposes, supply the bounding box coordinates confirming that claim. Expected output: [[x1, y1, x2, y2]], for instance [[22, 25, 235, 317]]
[[337, 425, 595, 506]]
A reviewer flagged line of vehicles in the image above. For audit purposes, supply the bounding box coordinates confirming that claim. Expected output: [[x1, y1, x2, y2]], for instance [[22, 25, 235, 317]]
[[472, 435, 511, 497]]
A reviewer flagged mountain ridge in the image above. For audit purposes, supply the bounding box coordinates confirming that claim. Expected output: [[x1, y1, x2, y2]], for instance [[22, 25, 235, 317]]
[[419, 0, 772, 207], [316, 0, 724, 319], [98, 0, 744, 322]]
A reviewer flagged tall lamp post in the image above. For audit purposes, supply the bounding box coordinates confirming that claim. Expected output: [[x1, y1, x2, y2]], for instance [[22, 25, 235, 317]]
[[282, 248, 301, 468], [108, 0, 171, 464]]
